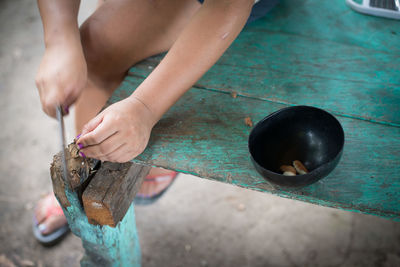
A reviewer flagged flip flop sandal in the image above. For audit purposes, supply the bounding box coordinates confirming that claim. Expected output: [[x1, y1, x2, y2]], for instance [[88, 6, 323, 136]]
[[32, 194, 70, 246], [134, 172, 178, 205]]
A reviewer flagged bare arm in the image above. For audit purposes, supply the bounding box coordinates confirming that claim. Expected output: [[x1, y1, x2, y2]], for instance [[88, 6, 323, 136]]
[[132, 0, 254, 122], [37, 0, 80, 47], [36, 0, 86, 117], [78, 0, 254, 162]]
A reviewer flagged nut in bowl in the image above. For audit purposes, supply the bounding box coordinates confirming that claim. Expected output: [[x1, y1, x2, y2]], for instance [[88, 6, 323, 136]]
[[248, 106, 345, 187]]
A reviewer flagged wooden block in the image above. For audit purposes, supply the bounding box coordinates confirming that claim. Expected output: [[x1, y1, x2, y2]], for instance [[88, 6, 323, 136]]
[[50, 143, 93, 208], [50, 155, 142, 266], [82, 162, 150, 227]]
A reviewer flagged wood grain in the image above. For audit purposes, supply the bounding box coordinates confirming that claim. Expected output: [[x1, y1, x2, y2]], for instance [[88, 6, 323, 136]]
[[250, 0, 400, 54], [50, 151, 70, 208], [105, 0, 400, 220], [109, 82, 400, 220], [50, 143, 92, 208], [82, 162, 150, 227], [127, 0, 400, 126]]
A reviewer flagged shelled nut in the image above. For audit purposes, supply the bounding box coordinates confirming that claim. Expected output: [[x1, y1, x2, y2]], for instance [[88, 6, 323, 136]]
[[293, 160, 308, 175], [280, 165, 297, 176]]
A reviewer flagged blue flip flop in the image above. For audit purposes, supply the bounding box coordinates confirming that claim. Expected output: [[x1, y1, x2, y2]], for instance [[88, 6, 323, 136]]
[[33, 219, 69, 246], [32, 194, 70, 246]]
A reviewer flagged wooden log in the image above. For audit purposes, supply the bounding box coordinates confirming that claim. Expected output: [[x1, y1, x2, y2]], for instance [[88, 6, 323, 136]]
[[50, 146, 143, 266], [82, 162, 150, 227], [50, 142, 93, 208]]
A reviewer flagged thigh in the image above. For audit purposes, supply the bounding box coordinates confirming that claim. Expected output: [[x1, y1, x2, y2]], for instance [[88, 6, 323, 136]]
[[75, 0, 201, 133], [80, 0, 201, 85]]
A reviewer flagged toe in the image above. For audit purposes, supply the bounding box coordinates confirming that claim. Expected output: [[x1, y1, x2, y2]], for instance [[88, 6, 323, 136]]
[[34, 197, 49, 224], [34, 194, 62, 225], [39, 214, 67, 235]]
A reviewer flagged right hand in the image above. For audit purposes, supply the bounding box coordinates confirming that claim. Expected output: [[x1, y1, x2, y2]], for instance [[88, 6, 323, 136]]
[[35, 39, 87, 118]]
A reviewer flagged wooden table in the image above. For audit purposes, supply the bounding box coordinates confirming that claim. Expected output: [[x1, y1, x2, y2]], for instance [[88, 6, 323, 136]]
[[57, 0, 400, 266], [109, 0, 400, 220]]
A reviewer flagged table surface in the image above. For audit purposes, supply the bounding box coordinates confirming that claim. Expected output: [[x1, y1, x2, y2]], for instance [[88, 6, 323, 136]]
[[108, 0, 400, 220]]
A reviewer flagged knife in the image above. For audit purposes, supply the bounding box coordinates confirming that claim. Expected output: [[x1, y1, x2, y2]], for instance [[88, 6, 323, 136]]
[[56, 106, 69, 185]]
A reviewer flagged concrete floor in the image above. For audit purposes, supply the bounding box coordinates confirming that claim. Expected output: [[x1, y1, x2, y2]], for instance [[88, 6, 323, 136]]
[[1, 0, 400, 266]]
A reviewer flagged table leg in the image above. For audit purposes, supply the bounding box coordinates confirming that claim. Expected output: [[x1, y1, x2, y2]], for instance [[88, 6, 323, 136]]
[[62, 189, 141, 267]]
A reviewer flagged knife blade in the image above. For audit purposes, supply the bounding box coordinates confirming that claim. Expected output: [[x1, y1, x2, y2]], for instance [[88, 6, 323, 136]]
[[56, 106, 69, 185]]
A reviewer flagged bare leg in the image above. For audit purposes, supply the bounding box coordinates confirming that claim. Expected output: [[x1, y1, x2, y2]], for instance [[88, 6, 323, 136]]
[[36, 0, 201, 236], [75, 0, 201, 131], [76, 0, 201, 195]]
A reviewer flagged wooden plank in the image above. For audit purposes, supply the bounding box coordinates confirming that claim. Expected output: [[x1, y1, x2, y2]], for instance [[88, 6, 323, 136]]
[[128, 0, 400, 126], [129, 29, 400, 125], [251, 0, 400, 54], [82, 162, 150, 227], [134, 34, 399, 86], [105, 0, 400, 221], [108, 84, 400, 220], [197, 64, 400, 126]]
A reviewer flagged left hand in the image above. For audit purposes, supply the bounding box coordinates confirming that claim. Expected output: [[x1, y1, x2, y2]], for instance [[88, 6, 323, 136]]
[[76, 96, 156, 163]]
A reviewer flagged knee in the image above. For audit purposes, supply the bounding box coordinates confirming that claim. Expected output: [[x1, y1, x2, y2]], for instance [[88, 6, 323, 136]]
[[80, 17, 120, 87], [80, 18, 105, 74]]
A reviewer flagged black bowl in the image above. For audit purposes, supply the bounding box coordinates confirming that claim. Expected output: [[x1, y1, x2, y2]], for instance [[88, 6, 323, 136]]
[[248, 106, 344, 187]]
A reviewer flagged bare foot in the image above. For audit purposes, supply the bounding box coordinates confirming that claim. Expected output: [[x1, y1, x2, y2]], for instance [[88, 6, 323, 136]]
[[34, 194, 67, 235]]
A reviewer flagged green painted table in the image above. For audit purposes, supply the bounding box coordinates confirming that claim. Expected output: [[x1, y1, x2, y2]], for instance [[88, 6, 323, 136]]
[[60, 0, 400, 266], [108, 0, 400, 220]]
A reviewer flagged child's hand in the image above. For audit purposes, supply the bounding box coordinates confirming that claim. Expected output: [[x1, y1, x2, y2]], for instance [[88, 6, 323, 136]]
[[35, 40, 87, 118], [76, 96, 157, 163]]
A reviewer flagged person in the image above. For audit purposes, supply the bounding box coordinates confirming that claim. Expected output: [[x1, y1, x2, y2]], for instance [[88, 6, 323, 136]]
[[33, 0, 279, 245]]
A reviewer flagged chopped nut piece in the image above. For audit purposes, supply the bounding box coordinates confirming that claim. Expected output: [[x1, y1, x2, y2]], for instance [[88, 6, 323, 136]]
[[280, 165, 297, 176], [293, 160, 308, 175], [231, 91, 238, 98], [283, 171, 296, 176], [244, 117, 253, 127]]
